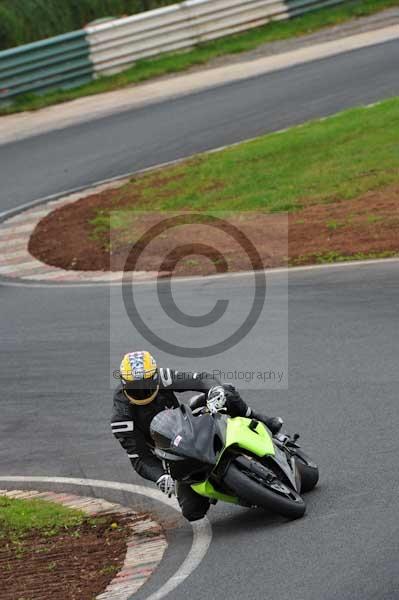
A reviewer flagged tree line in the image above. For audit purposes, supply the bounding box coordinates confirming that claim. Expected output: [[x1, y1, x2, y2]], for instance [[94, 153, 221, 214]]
[[0, 0, 179, 50]]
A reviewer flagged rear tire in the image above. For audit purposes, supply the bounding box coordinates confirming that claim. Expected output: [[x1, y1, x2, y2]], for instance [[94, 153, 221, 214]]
[[294, 455, 319, 493], [224, 462, 306, 520]]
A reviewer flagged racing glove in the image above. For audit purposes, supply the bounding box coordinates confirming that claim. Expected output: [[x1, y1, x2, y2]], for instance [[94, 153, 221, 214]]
[[207, 385, 226, 414], [251, 411, 284, 435], [156, 474, 175, 497]]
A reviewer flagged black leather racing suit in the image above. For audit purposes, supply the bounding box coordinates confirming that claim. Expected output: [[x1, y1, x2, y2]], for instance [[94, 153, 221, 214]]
[[111, 368, 260, 521]]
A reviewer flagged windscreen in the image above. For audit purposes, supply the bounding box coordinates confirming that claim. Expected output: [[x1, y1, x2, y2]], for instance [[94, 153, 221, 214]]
[[150, 406, 224, 465]]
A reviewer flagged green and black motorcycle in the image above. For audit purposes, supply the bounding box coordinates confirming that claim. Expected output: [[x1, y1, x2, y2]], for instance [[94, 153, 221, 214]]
[[150, 396, 319, 519]]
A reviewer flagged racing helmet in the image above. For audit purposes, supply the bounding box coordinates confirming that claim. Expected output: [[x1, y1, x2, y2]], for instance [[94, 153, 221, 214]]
[[119, 351, 159, 405]]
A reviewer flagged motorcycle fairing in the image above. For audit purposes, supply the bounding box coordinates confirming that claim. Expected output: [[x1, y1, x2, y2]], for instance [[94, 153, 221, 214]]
[[151, 405, 227, 465], [267, 444, 298, 490], [191, 480, 239, 504], [191, 417, 276, 501], [225, 417, 275, 457], [226, 419, 299, 491]]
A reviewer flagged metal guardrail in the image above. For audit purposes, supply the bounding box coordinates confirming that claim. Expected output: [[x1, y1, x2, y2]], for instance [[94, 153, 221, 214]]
[[86, 0, 344, 76], [86, 0, 289, 75], [0, 30, 92, 101], [285, 0, 344, 18], [0, 0, 343, 101]]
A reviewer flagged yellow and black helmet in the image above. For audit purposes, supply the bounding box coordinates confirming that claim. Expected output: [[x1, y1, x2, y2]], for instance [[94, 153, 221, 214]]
[[119, 351, 159, 405]]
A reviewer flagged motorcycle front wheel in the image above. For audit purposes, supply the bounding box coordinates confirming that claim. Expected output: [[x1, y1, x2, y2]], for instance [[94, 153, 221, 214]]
[[294, 454, 319, 493], [224, 461, 306, 519]]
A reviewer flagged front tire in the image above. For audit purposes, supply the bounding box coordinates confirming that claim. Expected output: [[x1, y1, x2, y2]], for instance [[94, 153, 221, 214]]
[[294, 455, 319, 493], [224, 461, 306, 520]]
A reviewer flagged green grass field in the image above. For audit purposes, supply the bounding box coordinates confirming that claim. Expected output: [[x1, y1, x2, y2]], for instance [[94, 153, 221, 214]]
[[0, 495, 85, 541], [1, 0, 397, 116], [90, 96, 399, 236]]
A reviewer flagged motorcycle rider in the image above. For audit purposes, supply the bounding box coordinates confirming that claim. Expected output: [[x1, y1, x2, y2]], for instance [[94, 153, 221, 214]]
[[111, 350, 283, 522]]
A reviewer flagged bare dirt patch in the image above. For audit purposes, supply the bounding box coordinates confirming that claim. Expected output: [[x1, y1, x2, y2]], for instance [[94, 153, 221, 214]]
[[289, 185, 399, 264], [28, 184, 399, 274], [0, 513, 133, 600], [28, 172, 187, 271]]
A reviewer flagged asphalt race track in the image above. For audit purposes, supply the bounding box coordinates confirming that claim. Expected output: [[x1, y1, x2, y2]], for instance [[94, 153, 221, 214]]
[[2, 264, 399, 599], [1, 36, 399, 600], [1, 38, 399, 212]]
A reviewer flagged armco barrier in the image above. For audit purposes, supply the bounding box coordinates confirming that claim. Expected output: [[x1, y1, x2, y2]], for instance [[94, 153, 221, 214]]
[[0, 30, 93, 102], [86, 0, 344, 76], [0, 0, 343, 101], [86, 0, 289, 75]]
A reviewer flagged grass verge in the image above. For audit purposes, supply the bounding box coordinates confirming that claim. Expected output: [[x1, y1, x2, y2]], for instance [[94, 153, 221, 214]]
[[28, 96, 399, 272], [0, 495, 132, 600], [0, 495, 85, 542], [289, 250, 398, 265], [1, 0, 397, 116], [90, 95, 399, 233]]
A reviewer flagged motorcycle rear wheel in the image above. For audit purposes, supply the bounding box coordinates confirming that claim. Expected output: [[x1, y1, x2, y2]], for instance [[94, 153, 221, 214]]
[[224, 461, 306, 519]]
